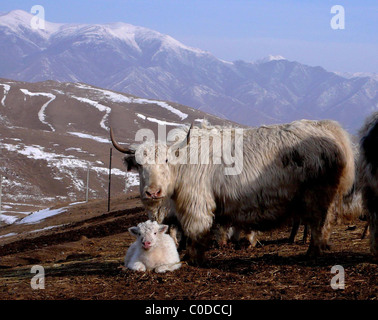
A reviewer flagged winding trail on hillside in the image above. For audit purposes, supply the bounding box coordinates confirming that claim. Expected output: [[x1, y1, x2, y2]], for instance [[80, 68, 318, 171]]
[[20, 88, 56, 131]]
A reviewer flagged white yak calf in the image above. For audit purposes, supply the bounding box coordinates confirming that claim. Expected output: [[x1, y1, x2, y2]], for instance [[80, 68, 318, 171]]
[[125, 220, 181, 273]]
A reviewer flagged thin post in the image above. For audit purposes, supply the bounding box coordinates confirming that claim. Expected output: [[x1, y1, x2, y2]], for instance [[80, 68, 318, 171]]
[[0, 175, 2, 214], [108, 148, 112, 212], [86, 161, 90, 202]]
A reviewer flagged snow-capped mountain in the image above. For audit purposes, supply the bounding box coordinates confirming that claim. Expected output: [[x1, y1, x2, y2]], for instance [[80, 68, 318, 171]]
[[0, 78, 232, 223], [254, 55, 286, 64], [334, 71, 378, 81], [0, 10, 377, 133]]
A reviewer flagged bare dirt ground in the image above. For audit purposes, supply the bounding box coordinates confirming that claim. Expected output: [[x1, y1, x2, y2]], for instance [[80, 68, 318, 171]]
[[0, 192, 376, 300]]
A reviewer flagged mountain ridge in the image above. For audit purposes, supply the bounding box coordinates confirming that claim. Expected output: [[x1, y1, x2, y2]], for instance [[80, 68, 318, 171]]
[[0, 10, 377, 133]]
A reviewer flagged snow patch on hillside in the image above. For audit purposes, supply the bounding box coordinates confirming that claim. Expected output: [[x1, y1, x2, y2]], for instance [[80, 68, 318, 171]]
[[0, 142, 128, 192], [71, 96, 111, 131], [125, 172, 139, 188], [20, 88, 56, 131], [135, 98, 188, 120], [255, 55, 286, 64], [136, 113, 181, 126], [74, 83, 188, 120], [68, 131, 109, 143], [17, 207, 66, 224], [0, 214, 18, 224], [0, 231, 17, 238], [74, 83, 133, 103], [0, 83, 10, 106]]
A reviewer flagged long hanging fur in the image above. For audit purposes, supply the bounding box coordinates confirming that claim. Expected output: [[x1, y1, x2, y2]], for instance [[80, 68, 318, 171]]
[[358, 112, 378, 259], [124, 119, 355, 263]]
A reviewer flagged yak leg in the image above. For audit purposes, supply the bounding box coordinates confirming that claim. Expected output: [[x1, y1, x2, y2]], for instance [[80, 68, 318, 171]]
[[366, 196, 378, 260], [306, 206, 330, 258], [320, 209, 335, 251], [247, 231, 259, 247], [363, 188, 378, 260], [307, 224, 322, 257], [230, 227, 242, 243], [181, 217, 213, 266], [185, 235, 211, 266], [306, 180, 339, 257], [289, 220, 309, 244], [320, 194, 342, 250], [369, 211, 378, 260], [302, 225, 309, 244], [288, 220, 300, 243], [178, 201, 215, 266], [213, 224, 230, 247], [361, 223, 369, 239], [169, 225, 180, 248]]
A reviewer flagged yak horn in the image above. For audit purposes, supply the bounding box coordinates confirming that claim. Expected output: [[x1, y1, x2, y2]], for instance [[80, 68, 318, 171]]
[[110, 128, 135, 154]]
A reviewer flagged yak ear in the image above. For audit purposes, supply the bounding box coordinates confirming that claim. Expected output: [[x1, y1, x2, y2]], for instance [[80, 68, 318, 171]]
[[158, 224, 169, 234], [128, 226, 139, 237], [123, 155, 138, 172]]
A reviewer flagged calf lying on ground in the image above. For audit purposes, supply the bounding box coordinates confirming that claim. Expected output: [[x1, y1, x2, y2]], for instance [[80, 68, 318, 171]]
[[143, 197, 186, 250], [125, 220, 181, 273]]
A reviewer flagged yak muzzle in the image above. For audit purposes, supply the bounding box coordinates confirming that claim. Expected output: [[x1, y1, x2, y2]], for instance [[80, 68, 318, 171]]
[[145, 188, 162, 200]]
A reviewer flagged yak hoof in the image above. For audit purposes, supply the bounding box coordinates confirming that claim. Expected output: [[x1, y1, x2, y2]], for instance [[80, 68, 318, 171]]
[[306, 245, 322, 259], [182, 252, 205, 266]]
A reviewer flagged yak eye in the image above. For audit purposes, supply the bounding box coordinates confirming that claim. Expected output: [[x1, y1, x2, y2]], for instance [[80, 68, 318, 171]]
[[154, 232, 157, 235], [165, 159, 168, 163]]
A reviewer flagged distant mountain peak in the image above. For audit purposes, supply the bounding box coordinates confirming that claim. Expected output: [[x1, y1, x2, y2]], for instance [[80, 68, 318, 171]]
[[0, 10, 376, 135], [0, 9, 34, 29], [0, 9, 207, 56], [0, 9, 63, 36], [334, 71, 378, 81], [255, 55, 287, 64], [1, 9, 33, 19]]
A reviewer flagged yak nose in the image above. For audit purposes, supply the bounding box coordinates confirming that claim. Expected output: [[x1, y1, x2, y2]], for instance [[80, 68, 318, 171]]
[[142, 241, 151, 249], [145, 188, 162, 199]]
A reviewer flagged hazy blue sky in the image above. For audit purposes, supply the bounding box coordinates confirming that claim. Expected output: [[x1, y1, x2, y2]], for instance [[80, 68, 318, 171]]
[[2, 0, 377, 73]]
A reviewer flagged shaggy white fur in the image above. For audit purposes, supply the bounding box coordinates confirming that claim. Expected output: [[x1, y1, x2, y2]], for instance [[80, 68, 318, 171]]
[[120, 119, 355, 263], [124, 220, 181, 273]]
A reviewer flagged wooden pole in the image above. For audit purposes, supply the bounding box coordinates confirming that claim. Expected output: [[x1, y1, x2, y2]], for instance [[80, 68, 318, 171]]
[[108, 148, 112, 212], [86, 161, 90, 202], [0, 175, 2, 214]]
